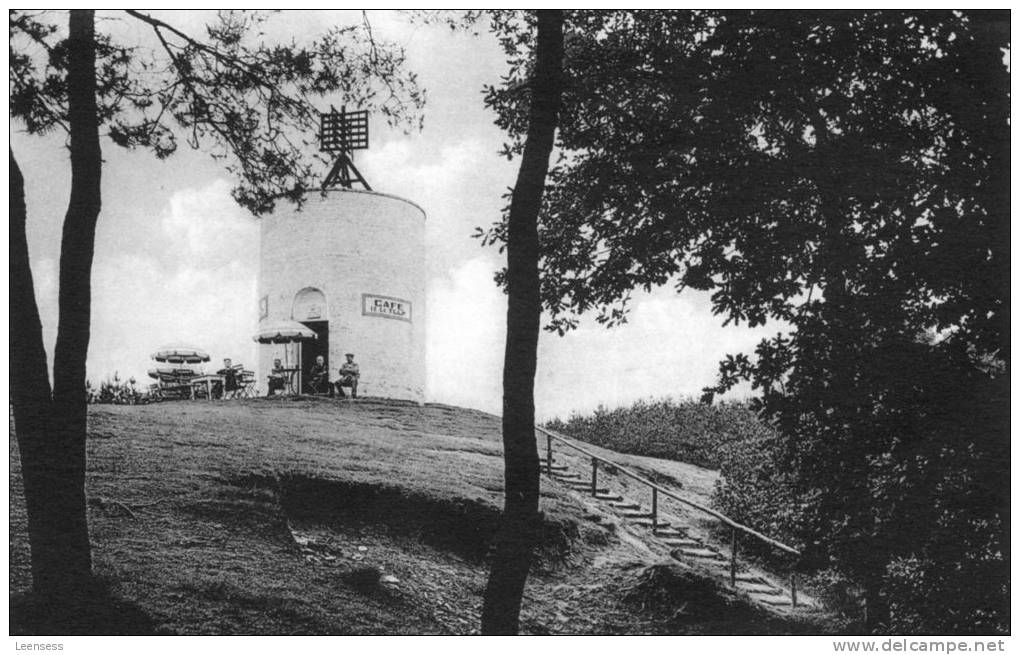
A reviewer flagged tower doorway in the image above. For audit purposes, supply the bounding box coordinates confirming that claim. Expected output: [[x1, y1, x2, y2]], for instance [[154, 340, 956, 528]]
[[299, 320, 329, 393], [292, 287, 329, 394]]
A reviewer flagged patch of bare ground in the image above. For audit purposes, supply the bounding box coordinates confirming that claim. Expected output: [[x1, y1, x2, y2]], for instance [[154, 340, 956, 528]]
[[10, 398, 837, 634]]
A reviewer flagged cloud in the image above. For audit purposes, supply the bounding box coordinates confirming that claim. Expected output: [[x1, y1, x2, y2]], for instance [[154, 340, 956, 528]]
[[426, 256, 506, 413], [160, 179, 254, 260], [89, 254, 260, 386], [424, 260, 784, 421], [27, 257, 60, 369], [86, 181, 260, 386], [534, 287, 783, 421], [362, 136, 515, 278], [355, 71, 519, 284], [31, 257, 57, 296]]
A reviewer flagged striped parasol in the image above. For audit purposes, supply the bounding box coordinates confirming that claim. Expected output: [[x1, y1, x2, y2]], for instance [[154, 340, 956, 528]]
[[151, 344, 210, 365], [252, 320, 318, 344], [253, 319, 318, 373]]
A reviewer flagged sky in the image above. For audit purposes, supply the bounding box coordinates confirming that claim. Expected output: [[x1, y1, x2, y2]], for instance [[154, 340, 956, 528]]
[[11, 10, 782, 421]]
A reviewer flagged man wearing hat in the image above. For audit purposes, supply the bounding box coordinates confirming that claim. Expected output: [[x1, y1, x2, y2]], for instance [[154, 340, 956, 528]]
[[336, 352, 360, 399]]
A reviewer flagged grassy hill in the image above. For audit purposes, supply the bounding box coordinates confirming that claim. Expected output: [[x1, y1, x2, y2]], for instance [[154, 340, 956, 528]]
[[9, 397, 834, 635]]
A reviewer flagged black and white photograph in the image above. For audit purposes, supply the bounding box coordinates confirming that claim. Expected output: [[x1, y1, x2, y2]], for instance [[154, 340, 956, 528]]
[[8, 8, 1010, 645]]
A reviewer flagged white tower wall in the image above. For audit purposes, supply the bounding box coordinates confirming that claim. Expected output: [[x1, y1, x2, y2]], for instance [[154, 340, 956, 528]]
[[257, 188, 426, 402]]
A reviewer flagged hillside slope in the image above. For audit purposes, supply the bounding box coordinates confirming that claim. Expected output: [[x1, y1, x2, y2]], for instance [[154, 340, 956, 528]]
[[9, 398, 833, 635]]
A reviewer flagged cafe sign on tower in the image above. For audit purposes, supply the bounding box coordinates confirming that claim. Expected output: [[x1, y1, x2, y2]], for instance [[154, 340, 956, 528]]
[[362, 293, 412, 322]]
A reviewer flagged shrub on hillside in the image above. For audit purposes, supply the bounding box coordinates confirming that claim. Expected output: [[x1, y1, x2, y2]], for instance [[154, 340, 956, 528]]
[[87, 373, 151, 405], [710, 432, 800, 550], [545, 397, 770, 470], [711, 392, 1008, 633]]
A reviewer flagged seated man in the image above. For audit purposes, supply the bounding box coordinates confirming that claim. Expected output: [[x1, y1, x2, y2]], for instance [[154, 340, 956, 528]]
[[335, 352, 360, 399], [267, 358, 286, 396], [307, 355, 330, 395], [215, 357, 240, 399]]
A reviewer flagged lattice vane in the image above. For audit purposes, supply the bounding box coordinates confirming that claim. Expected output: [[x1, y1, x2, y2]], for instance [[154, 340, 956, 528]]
[[319, 106, 372, 190]]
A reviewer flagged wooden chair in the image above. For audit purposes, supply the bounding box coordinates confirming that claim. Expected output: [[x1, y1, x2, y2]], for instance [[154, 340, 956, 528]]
[[240, 370, 257, 398], [216, 364, 246, 399], [335, 376, 360, 399], [307, 373, 332, 395], [226, 367, 256, 399]]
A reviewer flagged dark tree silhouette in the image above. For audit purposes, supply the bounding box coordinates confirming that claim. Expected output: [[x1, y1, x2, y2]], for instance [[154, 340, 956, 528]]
[[9, 9, 422, 615], [480, 9, 564, 635], [480, 10, 1008, 633], [11, 9, 101, 603]]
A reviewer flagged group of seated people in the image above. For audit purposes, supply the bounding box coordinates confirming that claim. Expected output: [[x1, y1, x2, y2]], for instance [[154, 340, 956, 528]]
[[160, 358, 247, 400], [267, 353, 360, 399]]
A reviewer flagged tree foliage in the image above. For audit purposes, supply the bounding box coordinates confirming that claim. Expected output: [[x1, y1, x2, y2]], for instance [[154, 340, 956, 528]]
[[480, 10, 1008, 633], [11, 9, 424, 213]]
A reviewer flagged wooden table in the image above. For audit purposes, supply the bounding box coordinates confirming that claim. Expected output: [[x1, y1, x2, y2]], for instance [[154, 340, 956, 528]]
[[268, 368, 302, 395], [190, 374, 225, 401], [280, 368, 301, 394]]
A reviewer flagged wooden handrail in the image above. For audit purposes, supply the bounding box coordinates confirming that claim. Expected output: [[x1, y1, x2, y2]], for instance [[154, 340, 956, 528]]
[[535, 425, 801, 557]]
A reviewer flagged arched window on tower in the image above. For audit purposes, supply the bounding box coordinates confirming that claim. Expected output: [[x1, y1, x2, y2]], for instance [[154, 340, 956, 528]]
[[292, 287, 327, 322]]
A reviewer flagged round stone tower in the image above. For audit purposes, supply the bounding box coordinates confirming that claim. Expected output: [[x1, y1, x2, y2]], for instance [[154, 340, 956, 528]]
[[257, 188, 426, 402]]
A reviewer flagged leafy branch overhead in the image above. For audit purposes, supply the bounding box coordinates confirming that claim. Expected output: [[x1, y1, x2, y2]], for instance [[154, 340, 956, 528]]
[[10, 9, 425, 214], [479, 11, 1006, 358]]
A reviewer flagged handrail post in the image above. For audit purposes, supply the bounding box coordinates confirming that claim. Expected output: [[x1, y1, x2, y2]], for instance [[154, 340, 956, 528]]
[[591, 458, 598, 497], [730, 527, 737, 587], [790, 568, 798, 607], [536, 426, 803, 567]]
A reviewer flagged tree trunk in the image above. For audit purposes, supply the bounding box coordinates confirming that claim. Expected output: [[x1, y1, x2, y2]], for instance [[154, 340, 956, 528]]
[[11, 9, 101, 600], [481, 9, 564, 636]]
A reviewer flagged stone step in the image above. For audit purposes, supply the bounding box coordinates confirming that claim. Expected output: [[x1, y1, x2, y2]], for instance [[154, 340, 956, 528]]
[[736, 582, 784, 596], [734, 572, 766, 583], [565, 485, 611, 495], [541, 464, 569, 472], [620, 511, 654, 519], [749, 593, 792, 607], [673, 547, 725, 560], [661, 538, 702, 548], [609, 501, 641, 510], [653, 527, 688, 538], [704, 557, 731, 567], [595, 493, 623, 502], [630, 519, 671, 528], [551, 472, 580, 480]]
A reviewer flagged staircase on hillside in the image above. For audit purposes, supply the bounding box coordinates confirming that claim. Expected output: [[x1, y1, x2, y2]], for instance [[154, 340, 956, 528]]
[[536, 434, 813, 613]]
